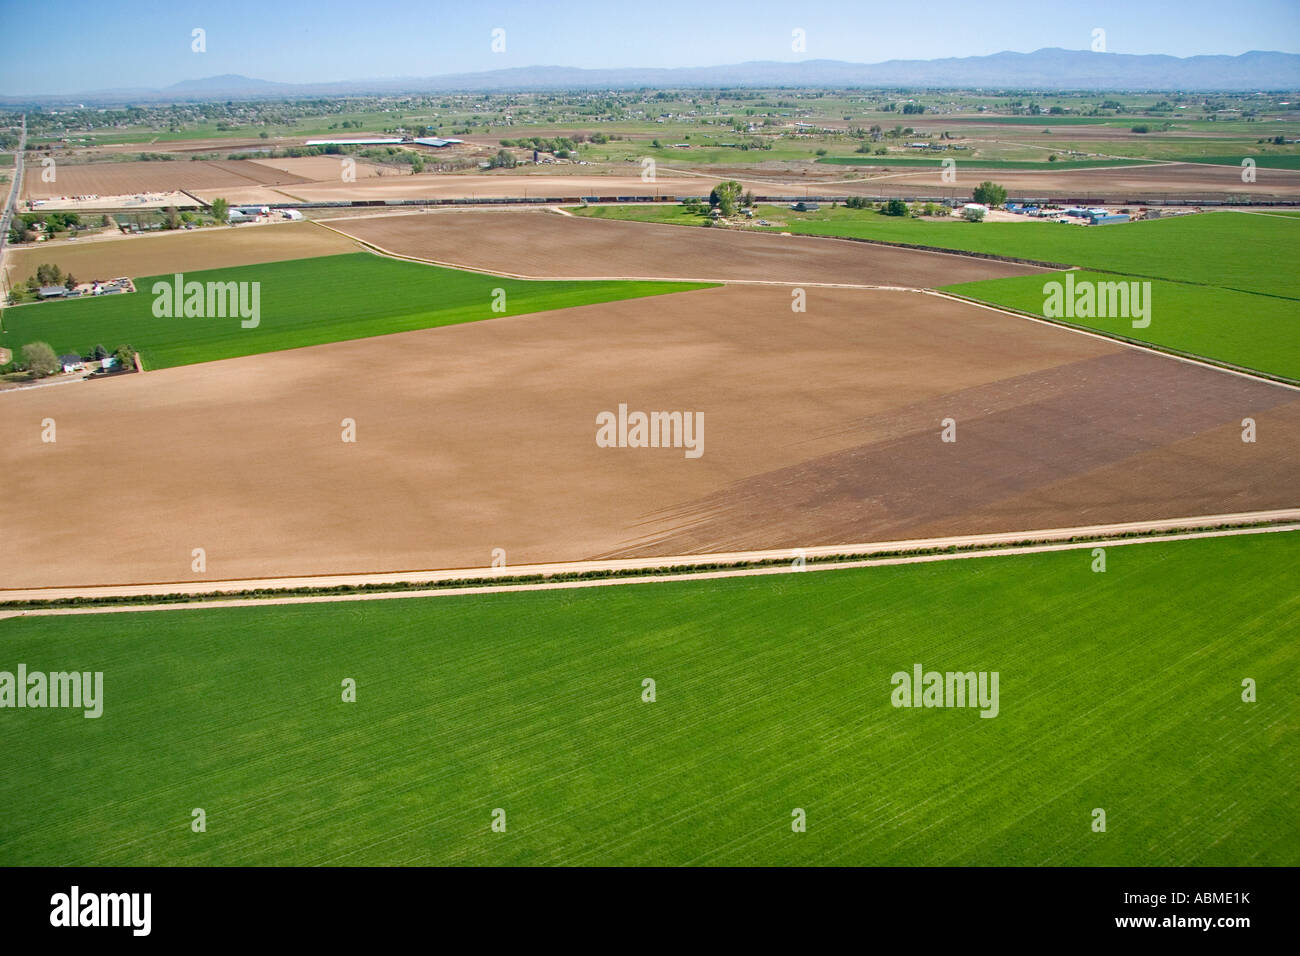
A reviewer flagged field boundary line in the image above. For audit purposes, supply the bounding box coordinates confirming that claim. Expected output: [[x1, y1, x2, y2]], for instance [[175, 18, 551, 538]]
[[3, 512, 1296, 613], [1235, 210, 1300, 220]]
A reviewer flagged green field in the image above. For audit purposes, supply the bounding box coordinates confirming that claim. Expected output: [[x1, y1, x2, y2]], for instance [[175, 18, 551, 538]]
[[942, 271, 1300, 380], [1, 532, 1296, 866], [760, 209, 1300, 298], [817, 156, 1156, 170], [574, 208, 1299, 298], [0, 253, 711, 369]]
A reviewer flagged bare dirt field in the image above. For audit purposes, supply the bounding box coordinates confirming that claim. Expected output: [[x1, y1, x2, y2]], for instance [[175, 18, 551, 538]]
[[3, 221, 360, 285], [191, 172, 721, 205], [183, 185, 321, 205], [59, 158, 1298, 207], [183, 162, 1300, 205], [325, 209, 1049, 284], [243, 155, 384, 180], [2, 285, 1295, 590], [21, 159, 316, 200]]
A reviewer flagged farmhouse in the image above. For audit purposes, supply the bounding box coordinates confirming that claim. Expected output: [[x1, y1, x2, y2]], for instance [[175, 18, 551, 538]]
[[38, 285, 67, 299], [59, 354, 84, 373]]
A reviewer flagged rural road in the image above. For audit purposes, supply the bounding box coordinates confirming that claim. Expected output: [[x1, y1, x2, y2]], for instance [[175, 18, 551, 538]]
[[3, 511, 1296, 616], [0, 115, 26, 275]]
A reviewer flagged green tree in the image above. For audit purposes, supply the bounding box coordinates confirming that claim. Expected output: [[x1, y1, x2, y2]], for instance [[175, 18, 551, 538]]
[[709, 180, 743, 216], [22, 341, 60, 377], [64, 273, 77, 290], [972, 181, 1007, 207], [883, 199, 908, 217], [113, 345, 135, 370], [210, 197, 229, 222]]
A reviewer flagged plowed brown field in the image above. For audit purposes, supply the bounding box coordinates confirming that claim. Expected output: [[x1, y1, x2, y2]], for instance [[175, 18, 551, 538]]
[[21, 159, 316, 200], [2, 285, 1295, 590], [327, 209, 1050, 284]]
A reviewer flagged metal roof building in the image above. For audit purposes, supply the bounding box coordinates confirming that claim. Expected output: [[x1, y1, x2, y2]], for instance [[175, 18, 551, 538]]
[[303, 138, 403, 146]]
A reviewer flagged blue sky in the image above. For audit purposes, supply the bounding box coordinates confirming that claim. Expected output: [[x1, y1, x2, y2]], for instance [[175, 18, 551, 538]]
[[1, 0, 1297, 95]]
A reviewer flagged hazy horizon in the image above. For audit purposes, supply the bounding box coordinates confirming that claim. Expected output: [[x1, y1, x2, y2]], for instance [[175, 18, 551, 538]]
[[2, 0, 1298, 97]]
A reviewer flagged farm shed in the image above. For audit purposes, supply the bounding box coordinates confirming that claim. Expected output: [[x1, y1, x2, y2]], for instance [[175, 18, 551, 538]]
[[303, 138, 402, 146]]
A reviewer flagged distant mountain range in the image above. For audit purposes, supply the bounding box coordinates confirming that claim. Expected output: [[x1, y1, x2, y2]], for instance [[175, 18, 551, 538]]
[[6, 49, 1299, 105]]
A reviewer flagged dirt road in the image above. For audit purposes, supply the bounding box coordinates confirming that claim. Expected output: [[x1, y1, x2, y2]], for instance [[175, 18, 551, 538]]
[[3, 517, 1295, 612]]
